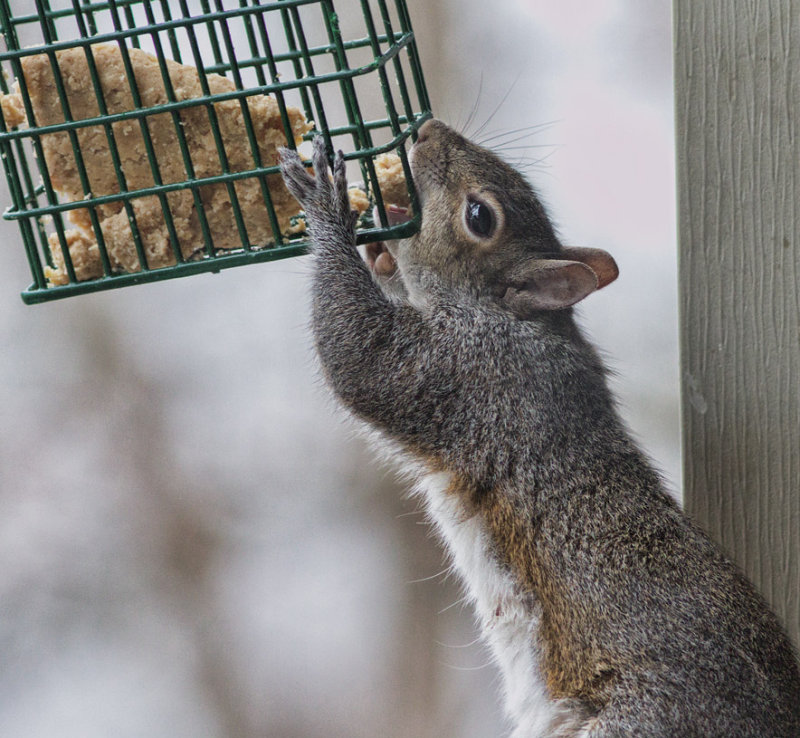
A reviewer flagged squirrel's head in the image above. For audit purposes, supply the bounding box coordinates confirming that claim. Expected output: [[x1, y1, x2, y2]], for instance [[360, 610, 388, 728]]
[[376, 119, 618, 318]]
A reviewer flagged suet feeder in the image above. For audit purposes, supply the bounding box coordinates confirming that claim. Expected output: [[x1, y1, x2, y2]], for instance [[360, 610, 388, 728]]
[[0, 0, 431, 303]]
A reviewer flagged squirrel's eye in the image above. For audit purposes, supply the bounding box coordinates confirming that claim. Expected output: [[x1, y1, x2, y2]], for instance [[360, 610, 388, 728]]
[[465, 197, 495, 239]]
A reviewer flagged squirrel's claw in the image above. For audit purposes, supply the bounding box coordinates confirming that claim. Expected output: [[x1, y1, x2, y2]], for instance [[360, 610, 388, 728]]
[[278, 137, 335, 202], [279, 135, 359, 244], [310, 136, 350, 217], [332, 149, 352, 222], [311, 135, 332, 192], [278, 146, 315, 206]]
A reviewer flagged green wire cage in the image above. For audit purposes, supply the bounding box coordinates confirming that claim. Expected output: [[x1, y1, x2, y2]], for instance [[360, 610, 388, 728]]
[[0, 0, 431, 304]]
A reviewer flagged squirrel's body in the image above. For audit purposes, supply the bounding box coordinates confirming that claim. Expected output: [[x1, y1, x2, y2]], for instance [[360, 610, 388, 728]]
[[280, 120, 800, 737]]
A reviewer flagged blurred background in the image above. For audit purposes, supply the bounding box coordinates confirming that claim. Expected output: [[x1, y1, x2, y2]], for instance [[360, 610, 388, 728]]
[[0, 1, 676, 736]]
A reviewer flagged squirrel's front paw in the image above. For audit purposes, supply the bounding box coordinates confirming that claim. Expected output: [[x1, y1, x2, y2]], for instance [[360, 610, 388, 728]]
[[279, 136, 358, 240]]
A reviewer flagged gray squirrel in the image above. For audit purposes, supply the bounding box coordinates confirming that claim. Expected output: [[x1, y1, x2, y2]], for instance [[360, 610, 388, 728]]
[[279, 119, 800, 737]]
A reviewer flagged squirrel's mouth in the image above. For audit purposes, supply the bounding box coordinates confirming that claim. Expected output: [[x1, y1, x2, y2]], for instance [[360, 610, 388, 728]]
[[365, 203, 410, 277]]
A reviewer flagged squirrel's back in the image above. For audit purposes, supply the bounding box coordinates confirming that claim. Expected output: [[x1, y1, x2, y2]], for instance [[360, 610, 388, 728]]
[[416, 307, 800, 735]]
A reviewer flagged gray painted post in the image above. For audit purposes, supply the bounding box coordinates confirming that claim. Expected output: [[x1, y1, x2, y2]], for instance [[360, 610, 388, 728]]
[[674, 1, 799, 646]]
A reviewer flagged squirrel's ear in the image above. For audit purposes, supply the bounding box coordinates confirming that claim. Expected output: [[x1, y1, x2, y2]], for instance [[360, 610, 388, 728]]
[[500, 259, 599, 317], [559, 247, 619, 290]]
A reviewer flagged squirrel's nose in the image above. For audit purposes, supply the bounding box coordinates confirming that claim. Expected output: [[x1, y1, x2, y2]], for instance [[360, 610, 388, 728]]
[[416, 118, 444, 144]]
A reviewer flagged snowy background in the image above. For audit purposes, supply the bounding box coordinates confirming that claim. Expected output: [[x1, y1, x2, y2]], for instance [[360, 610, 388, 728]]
[[0, 1, 676, 736]]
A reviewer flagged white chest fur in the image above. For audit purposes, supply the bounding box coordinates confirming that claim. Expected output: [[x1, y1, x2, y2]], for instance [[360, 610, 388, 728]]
[[418, 470, 562, 737]]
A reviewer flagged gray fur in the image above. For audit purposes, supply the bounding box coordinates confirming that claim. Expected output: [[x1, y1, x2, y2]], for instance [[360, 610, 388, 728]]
[[280, 125, 800, 736]]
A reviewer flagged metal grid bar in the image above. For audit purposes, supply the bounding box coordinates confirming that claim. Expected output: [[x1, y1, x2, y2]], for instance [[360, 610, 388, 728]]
[[141, 0, 216, 259], [212, 0, 283, 249], [0, 0, 432, 304], [8, 0, 325, 28], [377, 0, 425, 221], [107, 0, 180, 270], [178, 0, 254, 251]]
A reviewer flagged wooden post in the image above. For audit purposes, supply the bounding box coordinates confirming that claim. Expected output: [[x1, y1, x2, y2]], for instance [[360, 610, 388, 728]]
[[674, 1, 800, 646]]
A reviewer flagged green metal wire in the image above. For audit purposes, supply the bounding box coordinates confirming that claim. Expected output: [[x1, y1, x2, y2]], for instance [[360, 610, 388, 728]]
[[0, 0, 432, 304]]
